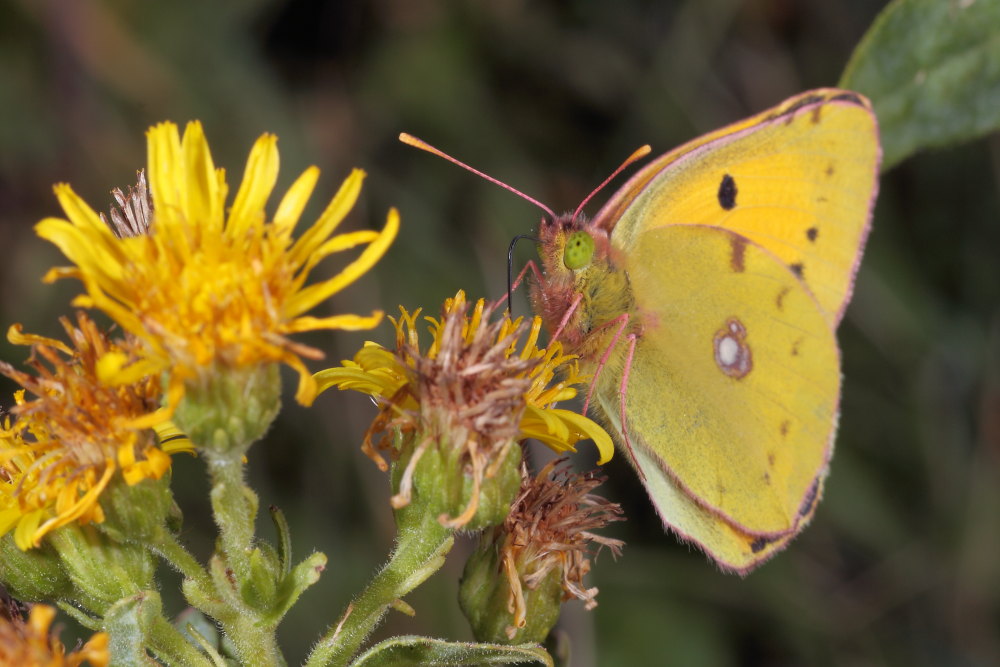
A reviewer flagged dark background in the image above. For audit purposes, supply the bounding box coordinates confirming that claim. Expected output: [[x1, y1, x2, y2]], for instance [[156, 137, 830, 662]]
[[1, 1, 998, 665]]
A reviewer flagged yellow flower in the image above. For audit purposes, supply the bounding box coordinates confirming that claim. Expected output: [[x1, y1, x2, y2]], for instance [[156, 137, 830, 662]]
[[0, 603, 108, 667], [0, 314, 189, 549], [36, 121, 398, 416], [315, 291, 613, 525]]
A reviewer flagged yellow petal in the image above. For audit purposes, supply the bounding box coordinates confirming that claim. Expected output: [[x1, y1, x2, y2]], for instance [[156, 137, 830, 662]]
[[288, 207, 399, 316], [181, 120, 223, 233], [288, 169, 365, 268], [146, 122, 184, 223], [50, 183, 111, 233], [0, 508, 21, 539], [286, 311, 383, 334], [96, 351, 163, 385], [7, 324, 73, 355], [228, 133, 279, 240], [36, 207, 125, 285], [549, 408, 615, 464], [14, 508, 45, 550], [300, 230, 382, 273], [273, 166, 320, 238]]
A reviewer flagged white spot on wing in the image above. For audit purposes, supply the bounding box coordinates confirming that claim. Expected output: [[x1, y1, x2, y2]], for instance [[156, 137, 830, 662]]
[[713, 317, 752, 379]]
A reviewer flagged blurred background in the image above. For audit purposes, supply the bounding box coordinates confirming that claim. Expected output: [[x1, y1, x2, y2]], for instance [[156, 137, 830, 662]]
[[1, 0, 998, 665]]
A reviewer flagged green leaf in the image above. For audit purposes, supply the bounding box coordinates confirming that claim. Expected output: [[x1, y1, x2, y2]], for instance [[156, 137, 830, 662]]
[[350, 635, 553, 667], [840, 0, 1000, 169]]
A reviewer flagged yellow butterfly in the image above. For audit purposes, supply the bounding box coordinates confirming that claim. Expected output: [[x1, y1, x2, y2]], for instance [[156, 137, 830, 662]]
[[403, 88, 880, 573]]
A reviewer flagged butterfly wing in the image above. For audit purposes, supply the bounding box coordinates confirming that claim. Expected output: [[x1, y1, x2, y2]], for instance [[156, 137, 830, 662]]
[[629, 444, 827, 573], [594, 89, 880, 325], [592, 224, 839, 568]]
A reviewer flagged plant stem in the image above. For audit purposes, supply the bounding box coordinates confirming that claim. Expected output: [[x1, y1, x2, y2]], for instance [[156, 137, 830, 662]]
[[151, 529, 211, 590], [201, 449, 287, 666], [205, 449, 257, 580], [304, 514, 454, 667]]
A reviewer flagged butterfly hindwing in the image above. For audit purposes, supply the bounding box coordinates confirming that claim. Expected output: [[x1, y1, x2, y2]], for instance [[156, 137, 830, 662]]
[[594, 224, 838, 550]]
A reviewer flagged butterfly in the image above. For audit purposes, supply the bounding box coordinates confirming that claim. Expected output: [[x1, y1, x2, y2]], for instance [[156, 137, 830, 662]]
[[403, 88, 880, 573]]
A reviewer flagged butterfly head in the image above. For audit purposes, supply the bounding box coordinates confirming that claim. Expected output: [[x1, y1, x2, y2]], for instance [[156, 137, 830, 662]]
[[537, 213, 612, 276], [531, 213, 626, 350]]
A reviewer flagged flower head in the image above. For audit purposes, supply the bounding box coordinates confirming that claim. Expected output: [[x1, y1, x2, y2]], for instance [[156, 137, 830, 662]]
[[0, 313, 188, 549], [0, 602, 108, 667], [315, 291, 612, 528], [460, 459, 624, 643], [36, 121, 398, 415]]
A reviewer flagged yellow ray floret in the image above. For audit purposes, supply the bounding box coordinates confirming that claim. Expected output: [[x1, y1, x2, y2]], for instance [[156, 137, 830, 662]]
[[315, 292, 613, 465], [35, 121, 398, 408]]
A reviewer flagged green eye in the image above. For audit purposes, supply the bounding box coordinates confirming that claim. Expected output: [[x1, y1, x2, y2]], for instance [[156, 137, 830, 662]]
[[563, 231, 595, 270]]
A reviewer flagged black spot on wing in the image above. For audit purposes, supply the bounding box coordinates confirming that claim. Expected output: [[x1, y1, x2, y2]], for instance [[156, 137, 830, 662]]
[[774, 93, 826, 123], [831, 91, 865, 106], [799, 478, 820, 517], [749, 536, 778, 554], [806, 227, 818, 242], [775, 286, 790, 311], [789, 262, 804, 279], [718, 174, 737, 210]]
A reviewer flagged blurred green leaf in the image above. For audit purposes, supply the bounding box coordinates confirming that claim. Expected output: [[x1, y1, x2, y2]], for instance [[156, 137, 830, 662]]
[[840, 0, 1000, 169], [351, 635, 552, 667]]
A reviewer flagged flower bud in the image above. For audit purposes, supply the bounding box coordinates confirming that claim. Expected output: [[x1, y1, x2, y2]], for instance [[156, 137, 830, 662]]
[[173, 363, 281, 456]]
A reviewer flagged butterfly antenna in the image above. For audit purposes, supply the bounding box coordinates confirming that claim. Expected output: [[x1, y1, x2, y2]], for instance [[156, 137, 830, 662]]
[[399, 133, 557, 220], [507, 234, 539, 315], [570, 144, 652, 225]]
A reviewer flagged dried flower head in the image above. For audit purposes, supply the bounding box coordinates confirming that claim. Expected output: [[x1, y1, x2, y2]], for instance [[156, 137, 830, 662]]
[[497, 460, 624, 636], [99, 170, 152, 239], [0, 313, 188, 549], [0, 603, 108, 667], [36, 121, 398, 414], [315, 291, 613, 528]]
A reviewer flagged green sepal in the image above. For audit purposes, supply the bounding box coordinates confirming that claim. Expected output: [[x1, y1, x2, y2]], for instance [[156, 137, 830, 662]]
[[241, 544, 280, 610], [48, 523, 155, 613], [103, 590, 163, 667], [269, 505, 292, 578], [175, 608, 232, 665], [99, 473, 178, 544], [173, 362, 281, 457], [0, 534, 72, 601], [350, 635, 552, 667], [267, 551, 327, 625], [392, 433, 521, 532], [464, 443, 521, 531]]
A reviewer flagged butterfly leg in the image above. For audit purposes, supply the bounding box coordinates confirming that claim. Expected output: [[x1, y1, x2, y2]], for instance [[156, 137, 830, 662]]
[[495, 260, 547, 312], [511, 259, 545, 292], [617, 332, 643, 478], [549, 292, 583, 343], [581, 312, 631, 415]]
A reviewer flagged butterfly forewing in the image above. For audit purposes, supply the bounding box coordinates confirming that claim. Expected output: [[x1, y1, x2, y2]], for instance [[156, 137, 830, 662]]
[[596, 89, 879, 325]]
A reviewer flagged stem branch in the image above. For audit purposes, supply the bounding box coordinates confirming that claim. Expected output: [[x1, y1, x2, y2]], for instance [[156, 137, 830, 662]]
[[304, 514, 454, 667]]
